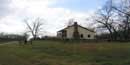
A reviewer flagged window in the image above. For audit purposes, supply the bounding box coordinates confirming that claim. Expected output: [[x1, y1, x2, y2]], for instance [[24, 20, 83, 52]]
[[88, 34, 91, 38], [80, 34, 84, 38]]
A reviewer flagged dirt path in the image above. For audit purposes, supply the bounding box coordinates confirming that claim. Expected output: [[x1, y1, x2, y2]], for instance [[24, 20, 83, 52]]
[[0, 41, 17, 45]]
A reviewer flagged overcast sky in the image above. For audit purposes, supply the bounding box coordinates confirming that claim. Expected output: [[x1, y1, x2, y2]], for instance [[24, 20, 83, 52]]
[[0, 0, 107, 36]]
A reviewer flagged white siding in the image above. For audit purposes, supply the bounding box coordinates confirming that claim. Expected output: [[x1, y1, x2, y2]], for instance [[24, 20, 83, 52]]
[[78, 26, 95, 39], [64, 26, 74, 39]]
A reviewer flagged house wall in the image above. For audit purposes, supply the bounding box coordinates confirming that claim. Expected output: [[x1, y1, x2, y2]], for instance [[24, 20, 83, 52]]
[[78, 26, 95, 39], [57, 26, 95, 39], [65, 26, 74, 39]]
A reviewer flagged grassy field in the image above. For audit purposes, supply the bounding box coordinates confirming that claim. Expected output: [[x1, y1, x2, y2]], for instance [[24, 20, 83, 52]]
[[0, 40, 130, 65]]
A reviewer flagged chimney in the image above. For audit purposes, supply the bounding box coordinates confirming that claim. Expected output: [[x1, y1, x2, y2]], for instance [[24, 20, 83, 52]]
[[74, 22, 78, 26], [73, 22, 80, 39]]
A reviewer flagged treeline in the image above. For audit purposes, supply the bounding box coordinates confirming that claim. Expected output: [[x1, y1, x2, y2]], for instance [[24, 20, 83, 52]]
[[94, 0, 130, 41], [0, 33, 26, 41]]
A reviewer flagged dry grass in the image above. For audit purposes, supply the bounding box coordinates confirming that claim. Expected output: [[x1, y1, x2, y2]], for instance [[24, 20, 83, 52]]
[[0, 40, 129, 65]]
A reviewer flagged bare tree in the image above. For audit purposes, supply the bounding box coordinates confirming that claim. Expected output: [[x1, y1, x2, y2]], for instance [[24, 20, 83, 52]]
[[93, 0, 130, 41], [94, 0, 117, 40], [112, 0, 130, 40], [24, 18, 44, 40], [113, 0, 130, 16]]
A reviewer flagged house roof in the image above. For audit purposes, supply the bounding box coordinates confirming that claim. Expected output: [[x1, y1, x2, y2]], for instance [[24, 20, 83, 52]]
[[58, 23, 95, 33]]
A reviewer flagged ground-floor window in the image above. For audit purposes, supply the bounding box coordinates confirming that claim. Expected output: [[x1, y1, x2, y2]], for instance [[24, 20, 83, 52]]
[[80, 34, 84, 38], [88, 34, 91, 38]]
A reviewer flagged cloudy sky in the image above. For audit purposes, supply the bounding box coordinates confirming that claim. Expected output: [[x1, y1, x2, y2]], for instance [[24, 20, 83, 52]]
[[0, 0, 107, 36]]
